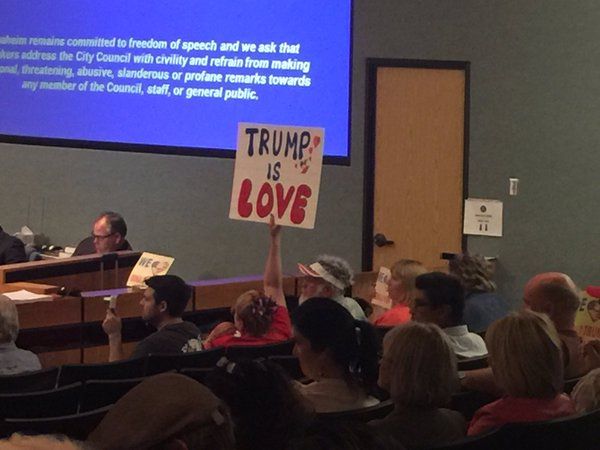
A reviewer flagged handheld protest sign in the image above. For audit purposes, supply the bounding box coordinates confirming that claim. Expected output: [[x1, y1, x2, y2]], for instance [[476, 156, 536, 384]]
[[127, 252, 174, 287], [229, 123, 324, 229]]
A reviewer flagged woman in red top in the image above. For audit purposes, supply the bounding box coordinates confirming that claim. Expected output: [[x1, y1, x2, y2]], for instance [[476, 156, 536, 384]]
[[204, 216, 291, 349], [468, 310, 575, 435], [371, 259, 427, 327]]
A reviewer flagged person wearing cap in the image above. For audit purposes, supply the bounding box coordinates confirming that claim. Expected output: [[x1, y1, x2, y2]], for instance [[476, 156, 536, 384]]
[[87, 373, 235, 450], [102, 275, 201, 362], [297, 256, 367, 321]]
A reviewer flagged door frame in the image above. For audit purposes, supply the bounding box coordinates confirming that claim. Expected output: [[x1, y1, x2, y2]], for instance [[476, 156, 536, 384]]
[[362, 58, 471, 271]]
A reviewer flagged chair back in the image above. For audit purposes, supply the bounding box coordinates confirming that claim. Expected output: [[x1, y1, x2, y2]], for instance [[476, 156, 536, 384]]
[[179, 368, 214, 384], [0, 382, 82, 418], [450, 390, 498, 421], [0, 405, 111, 440], [268, 355, 304, 380], [0, 367, 60, 393], [457, 356, 488, 371], [428, 428, 501, 450], [144, 347, 225, 375], [80, 377, 145, 413], [317, 399, 394, 422], [57, 357, 147, 386], [226, 340, 294, 361], [497, 409, 600, 450]]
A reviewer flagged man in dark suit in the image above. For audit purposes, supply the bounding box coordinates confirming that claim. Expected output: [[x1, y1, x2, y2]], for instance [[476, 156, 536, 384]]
[[73, 211, 132, 256], [0, 225, 26, 265]]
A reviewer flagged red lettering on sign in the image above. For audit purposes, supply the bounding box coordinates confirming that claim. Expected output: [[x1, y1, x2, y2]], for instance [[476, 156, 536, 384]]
[[256, 182, 274, 218], [238, 179, 253, 217], [276, 183, 295, 219], [290, 184, 312, 224]]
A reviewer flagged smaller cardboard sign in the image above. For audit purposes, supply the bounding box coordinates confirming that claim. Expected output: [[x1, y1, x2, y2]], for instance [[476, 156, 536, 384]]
[[575, 292, 600, 342], [127, 252, 174, 287], [229, 123, 324, 229], [371, 267, 392, 309], [463, 198, 503, 237]]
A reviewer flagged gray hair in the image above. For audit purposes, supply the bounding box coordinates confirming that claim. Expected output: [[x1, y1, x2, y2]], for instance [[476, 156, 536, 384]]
[[316, 254, 354, 295], [0, 295, 19, 343]]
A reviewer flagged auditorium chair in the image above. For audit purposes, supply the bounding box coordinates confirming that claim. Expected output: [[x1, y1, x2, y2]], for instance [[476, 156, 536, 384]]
[[0, 405, 111, 440], [317, 399, 394, 422], [0, 382, 82, 418], [79, 377, 145, 412], [225, 339, 295, 361], [57, 357, 147, 387], [427, 428, 501, 450], [182, 307, 233, 333], [144, 347, 225, 375], [268, 355, 304, 379], [450, 389, 498, 421], [563, 376, 581, 394], [457, 356, 488, 371], [179, 367, 213, 384], [0, 367, 60, 393], [497, 408, 600, 450]]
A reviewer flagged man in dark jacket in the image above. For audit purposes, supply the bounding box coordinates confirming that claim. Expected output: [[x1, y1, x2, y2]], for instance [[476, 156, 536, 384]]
[[0, 226, 26, 265]]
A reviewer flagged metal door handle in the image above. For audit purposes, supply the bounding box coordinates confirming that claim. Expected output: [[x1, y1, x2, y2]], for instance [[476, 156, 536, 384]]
[[374, 233, 394, 247]]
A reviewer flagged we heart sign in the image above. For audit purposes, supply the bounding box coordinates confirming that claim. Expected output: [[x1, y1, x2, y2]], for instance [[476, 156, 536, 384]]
[[229, 123, 324, 229]]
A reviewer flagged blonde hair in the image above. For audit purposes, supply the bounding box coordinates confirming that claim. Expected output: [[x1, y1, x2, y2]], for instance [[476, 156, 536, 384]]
[[486, 310, 563, 398], [449, 253, 496, 293], [382, 322, 457, 408], [390, 259, 427, 305], [0, 295, 19, 343]]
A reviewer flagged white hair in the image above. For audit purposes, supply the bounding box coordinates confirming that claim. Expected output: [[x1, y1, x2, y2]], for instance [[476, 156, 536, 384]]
[[0, 295, 19, 343], [316, 254, 354, 296]]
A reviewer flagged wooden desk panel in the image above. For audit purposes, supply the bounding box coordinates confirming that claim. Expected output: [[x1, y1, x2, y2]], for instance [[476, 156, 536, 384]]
[[0, 251, 141, 291], [191, 275, 297, 309], [17, 296, 82, 329]]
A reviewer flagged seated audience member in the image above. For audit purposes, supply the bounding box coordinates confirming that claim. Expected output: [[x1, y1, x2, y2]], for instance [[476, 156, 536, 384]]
[[102, 275, 200, 361], [571, 367, 600, 413], [0, 434, 90, 450], [370, 259, 427, 327], [205, 359, 314, 450], [88, 373, 234, 450], [297, 255, 366, 321], [291, 297, 380, 413], [72, 211, 132, 256], [468, 310, 575, 436], [372, 322, 465, 449], [286, 419, 404, 450], [203, 218, 291, 348], [449, 253, 509, 333], [0, 225, 26, 265], [411, 272, 487, 359], [0, 295, 41, 375], [524, 277, 589, 378], [203, 290, 291, 349]]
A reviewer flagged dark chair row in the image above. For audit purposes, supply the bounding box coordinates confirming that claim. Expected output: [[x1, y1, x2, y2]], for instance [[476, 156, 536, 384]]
[[430, 408, 600, 450], [0, 339, 296, 393], [0, 406, 111, 440]]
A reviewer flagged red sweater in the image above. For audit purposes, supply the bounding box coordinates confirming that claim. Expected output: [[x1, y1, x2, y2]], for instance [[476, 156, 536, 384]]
[[373, 304, 411, 327], [207, 306, 292, 349], [468, 394, 576, 436]]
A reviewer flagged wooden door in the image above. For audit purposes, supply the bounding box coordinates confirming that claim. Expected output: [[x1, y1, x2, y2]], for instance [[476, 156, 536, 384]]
[[363, 60, 468, 272]]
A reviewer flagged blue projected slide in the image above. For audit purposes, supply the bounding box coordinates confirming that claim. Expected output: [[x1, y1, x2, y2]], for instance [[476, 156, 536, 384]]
[[0, 1, 351, 158]]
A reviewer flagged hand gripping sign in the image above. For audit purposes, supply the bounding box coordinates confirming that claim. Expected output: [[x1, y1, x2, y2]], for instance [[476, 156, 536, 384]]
[[229, 123, 324, 229]]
